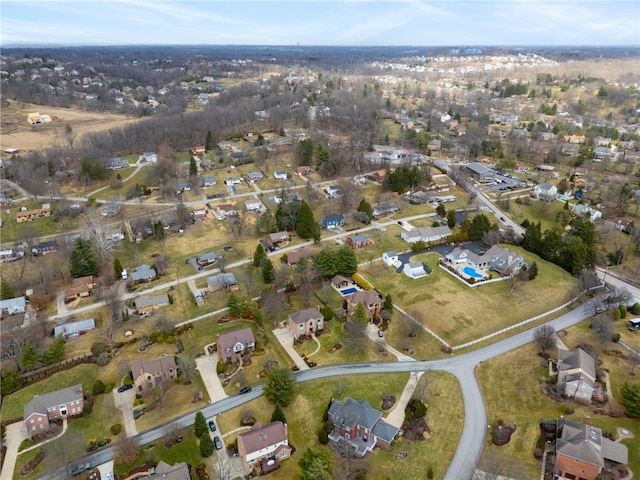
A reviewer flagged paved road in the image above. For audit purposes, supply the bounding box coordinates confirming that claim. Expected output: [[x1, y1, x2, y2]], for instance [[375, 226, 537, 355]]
[[36, 299, 596, 480]]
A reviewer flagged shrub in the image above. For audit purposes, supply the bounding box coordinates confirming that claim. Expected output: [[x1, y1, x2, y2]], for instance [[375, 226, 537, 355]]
[[123, 374, 133, 386], [318, 427, 329, 445], [92, 379, 106, 395], [83, 404, 93, 416], [632, 303, 640, 315], [110, 424, 122, 435], [321, 306, 334, 322], [216, 361, 225, 375], [91, 341, 108, 357], [96, 352, 110, 366], [427, 467, 434, 479], [613, 333, 621, 343], [619, 306, 627, 319]]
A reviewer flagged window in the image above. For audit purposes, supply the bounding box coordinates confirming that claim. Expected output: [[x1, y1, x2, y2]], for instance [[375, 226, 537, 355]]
[[280, 452, 287, 458], [30, 419, 34, 424], [32, 426, 36, 431], [40, 424, 44, 429]]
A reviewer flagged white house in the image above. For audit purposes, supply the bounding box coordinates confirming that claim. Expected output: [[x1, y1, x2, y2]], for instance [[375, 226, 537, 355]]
[[400, 226, 452, 244], [273, 171, 288, 180], [533, 183, 558, 201], [403, 262, 428, 279], [382, 251, 400, 267], [245, 199, 263, 212], [225, 177, 243, 186], [141, 151, 158, 163], [237, 422, 292, 473], [572, 204, 602, 221]]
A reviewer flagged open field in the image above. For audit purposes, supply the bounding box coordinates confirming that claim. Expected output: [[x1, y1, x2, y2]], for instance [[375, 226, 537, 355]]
[[360, 246, 578, 347], [477, 330, 640, 479], [216, 371, 462, 480], [0, 102, 139, 153]]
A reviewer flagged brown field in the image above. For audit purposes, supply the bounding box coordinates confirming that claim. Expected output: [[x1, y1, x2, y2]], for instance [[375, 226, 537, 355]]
[[0, 102, 139, 153]]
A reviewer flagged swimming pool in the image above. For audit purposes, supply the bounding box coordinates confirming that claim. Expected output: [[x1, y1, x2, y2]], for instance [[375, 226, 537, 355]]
[[462, 266, 483, 279], [340, 287, 358, 295]]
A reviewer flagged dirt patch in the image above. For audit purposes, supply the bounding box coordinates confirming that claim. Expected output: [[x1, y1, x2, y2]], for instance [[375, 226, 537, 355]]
[[0, 103, 139, 152], [491, 420, 516, 446]]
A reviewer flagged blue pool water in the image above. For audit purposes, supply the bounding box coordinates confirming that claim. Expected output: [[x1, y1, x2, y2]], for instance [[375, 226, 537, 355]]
[[340, 287, 358, 295], [462, 266, 483, 279]]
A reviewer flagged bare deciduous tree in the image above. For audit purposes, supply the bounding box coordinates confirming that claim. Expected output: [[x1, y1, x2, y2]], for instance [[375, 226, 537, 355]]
[[81, 209, 121, 262], [591, 316, 614, 347], [533, 324, 556, 354]]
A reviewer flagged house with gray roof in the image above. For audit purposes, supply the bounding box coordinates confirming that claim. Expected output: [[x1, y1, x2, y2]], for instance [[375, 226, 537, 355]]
[[445, 245, 526, 276], [0, 296, 26, 316], [217, 327, 256, 363], [287, 307, 324, 340], [134, 294, 169, 315], [465, 162, 495, 183], [557, 348, 596, 405], [24, 384, 84, 437], [554, 418, 628, 480], [53, 318, 96, 340], [533, 182, 558, 201], [141, 461, 189, 480], [130, 264, 157, 283], [327, 398, 399, 456], [400, 225, 452, 244], [207, 272, 238, 292], [131, 355, 177, 393]]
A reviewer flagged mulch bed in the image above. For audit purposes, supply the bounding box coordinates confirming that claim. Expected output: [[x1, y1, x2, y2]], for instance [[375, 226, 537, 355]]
[[21, 452, 44, 475]]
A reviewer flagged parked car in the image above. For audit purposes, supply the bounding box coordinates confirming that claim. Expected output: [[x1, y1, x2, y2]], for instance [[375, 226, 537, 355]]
[[208, 420, 217, 432], [214, 436, 223, 450], [378, 330, 384, 338], [71, 464, 90, 476], [239, 386, 252, 394], [117, 384, 133, 393]]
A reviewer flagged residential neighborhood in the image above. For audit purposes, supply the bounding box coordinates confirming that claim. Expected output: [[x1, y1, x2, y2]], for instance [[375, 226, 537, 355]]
[[0, 40, 639, 480]]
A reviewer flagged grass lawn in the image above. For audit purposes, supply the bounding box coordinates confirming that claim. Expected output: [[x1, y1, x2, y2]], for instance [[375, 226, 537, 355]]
[[12, 448, 43, 480], [1, 364, 100, 421], [477, 336, 640, 478], [360, 247, 577, 347], [352, 224, 409, 264], [217, 371, 462, 480], [0, 202, 80, 244], [135, 376, 211, 432]]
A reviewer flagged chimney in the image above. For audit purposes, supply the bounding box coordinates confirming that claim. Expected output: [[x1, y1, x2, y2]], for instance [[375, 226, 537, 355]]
[[582, 415, 590, 425]]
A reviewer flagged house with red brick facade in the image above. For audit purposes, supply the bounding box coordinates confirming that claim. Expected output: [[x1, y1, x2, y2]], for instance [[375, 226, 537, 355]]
[[23, 384, 84, 438], [216, 327, 256, 363], [131, 356, 177, 393]]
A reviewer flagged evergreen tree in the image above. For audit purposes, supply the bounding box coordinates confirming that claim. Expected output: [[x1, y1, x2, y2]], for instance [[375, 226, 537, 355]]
[[446, 210, 457, 228], [189, 157, 198, 177], [528, 261, 539, 280], [264, 367, 295, 406], [271, 403, 287, 424], [205, 131, 214, 151], [70, 238, 100, 278], [356, 199, 373, 223], [620, 383, 640, 417], [383, 294, 393, 313], [253, 244, 266, 267], [262, 259, 275, 284], [296, 201, 321, 242], [194, 411, 207, 438], [199, 433, 214, 457], [21, 341, 41, 371], [113, 258, 123, 279], [0, 280, 16, 300], [43, 335, 66, 365], [436, 203, 446, 217]]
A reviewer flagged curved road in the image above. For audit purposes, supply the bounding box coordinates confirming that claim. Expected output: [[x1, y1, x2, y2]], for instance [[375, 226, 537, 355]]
[[38, 300, 597, 480]]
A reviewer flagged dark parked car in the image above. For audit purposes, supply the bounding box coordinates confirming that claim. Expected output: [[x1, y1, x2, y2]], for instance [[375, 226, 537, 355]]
[[208, 420, 217, 432], [214, 436, 223, 450], [117, 384, 133, 393], [239, 386, 252, 394]]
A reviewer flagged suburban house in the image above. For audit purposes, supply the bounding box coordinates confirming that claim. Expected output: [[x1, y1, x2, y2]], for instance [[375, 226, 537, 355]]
[[407, 191, 433, 204], [130, 264, 157, 283], [196, 252, 218, 268], [0, 296, 26, 316], [104, 157, 130, 170], [224, 177, 243, 186], [557, 348, 596, 405], [134, 294, 170, 316], [237, 421, 292, 474], [533, 183, 558, 201], [207, 273, 239, 292], [273, 171, 288, 180], [191, 145, 206, 156], [403, 261, 428, 279], [554, 418, 628, 480], [401, 225, 452, 244], [106, 227, 126, 241], [24, 385, 84, 438], [572, 204, 602, 221], [191, 204, 208, 221], [322, 213, 345, 229], [217, 204, 238, 218], [14, 204, 52, 222], [346, 234, 373, 249], [465, 162, 495, 183], [372, 202, 400, 217], [382, 251, 400, 267], [0, 248, 24, 263], [346, 290, 383, 320], [287, 307, 324, 340], [53, 318, 96, 340], [217, 327, 256, 363], [246, 172, 264, 183], [327, 398, 399, 456], [266, 231, 290, 244], [176, 182, 191, 193], [295, 166, 314, 176], [202, 175, 216, 187], [286, 247, 314, 265], [131, 355, 177, 393], [245, 199, 264, 212], [132, 220, 153, 242], [445, 245, 526, 276], [32, 240, 57, 256], [64, 275, 96, 303], [141, 461, 189, 480], [141, 151, 158, 163]]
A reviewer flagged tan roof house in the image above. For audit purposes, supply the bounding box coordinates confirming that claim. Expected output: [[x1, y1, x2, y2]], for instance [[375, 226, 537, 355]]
[[217, 327, 256, 363], [237, 421, 292, 474], [131, 356, 177, 393], [64, 275, 96, 302], [346, 290, 383, 320], [24, 384, 84, 438], [141, 461, 190, 480]]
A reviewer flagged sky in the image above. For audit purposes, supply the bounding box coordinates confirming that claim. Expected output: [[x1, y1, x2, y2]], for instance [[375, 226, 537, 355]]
[[1, 0, 639, 48]]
